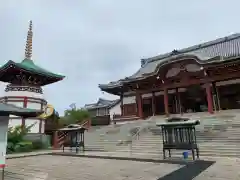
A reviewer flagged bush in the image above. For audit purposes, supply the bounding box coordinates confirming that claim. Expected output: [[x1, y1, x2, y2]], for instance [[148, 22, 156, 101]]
[[32, 140, 46, 150], [7, 142, 15, 154], [14, 141, 33, 152], [6, 123, 47, 154]]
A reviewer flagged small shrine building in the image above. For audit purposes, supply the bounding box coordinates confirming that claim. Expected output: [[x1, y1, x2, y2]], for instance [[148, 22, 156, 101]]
[[99, 34, 240, 119], [0, 21, 65, 133]]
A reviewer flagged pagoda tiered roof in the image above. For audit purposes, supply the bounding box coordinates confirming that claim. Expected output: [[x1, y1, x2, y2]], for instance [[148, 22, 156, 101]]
[[0, 21, 65, 86], [0, 58, 64, 80]]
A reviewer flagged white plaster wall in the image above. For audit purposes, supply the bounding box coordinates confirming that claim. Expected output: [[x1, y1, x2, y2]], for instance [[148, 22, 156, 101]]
[[155, 91, 164, 96], [123, 96, 136, 104], [8, 118, 41, 133], [3, 87, 46, 133], [25, 119, 40, 133], [27, 102, 41, 110], [8, 118, 22, 129], [109, 102, 121, 120], [168, 89, 176, 94], [4, 90, 45, 99], [8, 101, 24, 119], [154, 90, 176, 96], [142, 93, 152, 98], [216, 79, 240, 86], [7, 101, 23, 108], [178, 88, 187, 92], [41, 120, 45, 133]]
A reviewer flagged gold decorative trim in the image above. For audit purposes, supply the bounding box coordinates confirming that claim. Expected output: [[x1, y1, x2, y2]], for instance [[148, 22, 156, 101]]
[[38, 104, 54, 119]]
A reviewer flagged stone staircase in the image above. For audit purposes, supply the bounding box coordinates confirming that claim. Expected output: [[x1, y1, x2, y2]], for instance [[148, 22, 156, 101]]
[[118, 110, 240, 157], [84, 119, 151, 151], [82, 110, 240, 158]]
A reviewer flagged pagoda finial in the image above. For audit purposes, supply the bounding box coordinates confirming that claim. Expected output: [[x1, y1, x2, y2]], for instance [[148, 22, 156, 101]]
[[24, 20, 33, 60]]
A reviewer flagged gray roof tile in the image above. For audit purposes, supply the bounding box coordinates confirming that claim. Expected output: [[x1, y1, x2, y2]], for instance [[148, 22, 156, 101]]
[[99, 33, 240, 89], [84, 98, 119, 110]]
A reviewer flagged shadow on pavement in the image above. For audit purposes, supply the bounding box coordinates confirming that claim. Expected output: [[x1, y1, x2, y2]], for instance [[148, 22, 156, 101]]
[[157, 160, 215, 180]]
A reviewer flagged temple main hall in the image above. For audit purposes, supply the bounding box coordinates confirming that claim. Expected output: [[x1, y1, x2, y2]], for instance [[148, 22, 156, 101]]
[[99, 34, 240, 119]]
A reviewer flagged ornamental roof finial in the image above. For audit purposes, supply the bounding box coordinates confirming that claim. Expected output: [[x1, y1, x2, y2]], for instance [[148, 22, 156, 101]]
[[24, 20, 33, 60]]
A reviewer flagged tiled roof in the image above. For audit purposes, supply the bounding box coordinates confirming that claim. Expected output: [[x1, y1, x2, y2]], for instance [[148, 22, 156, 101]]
[[0, 103, 42, 117], [84, 98, 120, 110], [0, 59, 65, 80], [99, 33, 240, 89]]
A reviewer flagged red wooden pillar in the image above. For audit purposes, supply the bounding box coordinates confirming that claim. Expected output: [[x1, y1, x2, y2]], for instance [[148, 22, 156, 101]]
[[136, 93, 143, 118], [176, 88, 183, 115], [22, 97, 27, 128], [163, 88, 169, 116], [120, 92, 124, 116], [53, 131, 59, 149], [152, 92, 156, 116], [39, 101, 43, 133], [39, 120, 43, 133], [205, 83, 214, 114]]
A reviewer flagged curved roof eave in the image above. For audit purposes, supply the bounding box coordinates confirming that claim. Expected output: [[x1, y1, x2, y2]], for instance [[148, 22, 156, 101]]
[[0, 60, 65, 79], [98, 81, 123, 89], [117, 53, 212, 84], [100, 54, 240, 90], [99, 33, 240, 90]]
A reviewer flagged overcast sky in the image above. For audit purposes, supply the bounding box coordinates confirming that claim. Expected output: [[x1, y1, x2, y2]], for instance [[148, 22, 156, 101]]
[[0, 0, 239, 114]]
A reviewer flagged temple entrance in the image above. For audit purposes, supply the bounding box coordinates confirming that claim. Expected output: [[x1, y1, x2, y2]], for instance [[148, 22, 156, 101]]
[[180, 85, 208, 113], [142, 98, 152, 118], [218, 83, 240, 110], [155, 95, 165, 115], [168, 93, 179, 114]]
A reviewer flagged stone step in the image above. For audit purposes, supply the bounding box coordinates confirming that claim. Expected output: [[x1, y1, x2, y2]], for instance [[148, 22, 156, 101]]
[[123, 149, 240, 156], [130, 146, 240, 150], [139, 135, 240, 139], [117, 151, 240, 158], [119, 146, 240, 152], [135, 140, 240, 144], [140, 138, 240, 141]]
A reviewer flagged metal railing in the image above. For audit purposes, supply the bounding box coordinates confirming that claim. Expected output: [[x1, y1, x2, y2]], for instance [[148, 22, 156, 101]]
[[129, 125, 152, 153], [127, 116, 159, 153]]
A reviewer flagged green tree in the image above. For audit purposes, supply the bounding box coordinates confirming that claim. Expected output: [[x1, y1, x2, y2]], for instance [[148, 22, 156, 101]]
[[8, 123, 35, 144], [7, 123, 35, 153], [60, 108, 90, 125]]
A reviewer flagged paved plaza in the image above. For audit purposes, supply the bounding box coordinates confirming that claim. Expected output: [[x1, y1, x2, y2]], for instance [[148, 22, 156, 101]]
[[5, 155, 181, 180], [3, 154, 240, 180]]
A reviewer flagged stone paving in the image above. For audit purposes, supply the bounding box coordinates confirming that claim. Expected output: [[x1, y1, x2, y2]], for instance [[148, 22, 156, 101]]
[[3, 153, 240, 180], [5, 155, 182, 180]]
